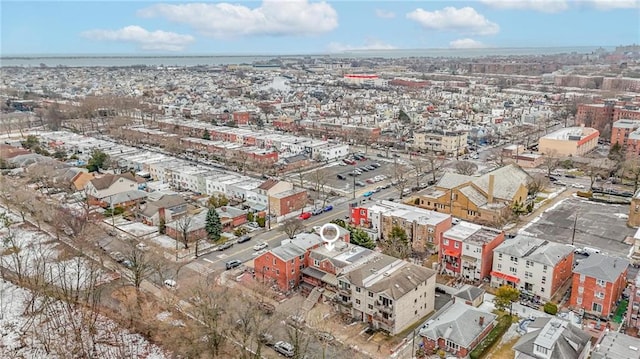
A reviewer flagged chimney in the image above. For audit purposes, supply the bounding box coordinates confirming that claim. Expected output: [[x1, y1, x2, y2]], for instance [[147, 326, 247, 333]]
[[487, 175, 495, 204], [479, 316, 485, 326], [159, 207, 166, 221]]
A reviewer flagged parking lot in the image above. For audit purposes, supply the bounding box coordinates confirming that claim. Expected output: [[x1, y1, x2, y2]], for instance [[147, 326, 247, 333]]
[[307, 155, 400, 194], [521, 197, 635, 257]]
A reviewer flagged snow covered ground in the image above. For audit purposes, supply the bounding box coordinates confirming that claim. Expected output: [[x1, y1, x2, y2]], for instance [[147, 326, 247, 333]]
[[0, 279, 168, 358]]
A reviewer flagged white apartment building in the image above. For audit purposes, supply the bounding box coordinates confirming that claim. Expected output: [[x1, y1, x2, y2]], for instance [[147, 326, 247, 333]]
[[412, 130, 468, 155], [491, 236, 573, 301]]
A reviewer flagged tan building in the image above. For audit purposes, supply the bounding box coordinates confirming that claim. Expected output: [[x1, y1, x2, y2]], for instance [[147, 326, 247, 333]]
[[416, 164, 531, 226], [413, 130, 468, 155], [538, 127, 599, 157]]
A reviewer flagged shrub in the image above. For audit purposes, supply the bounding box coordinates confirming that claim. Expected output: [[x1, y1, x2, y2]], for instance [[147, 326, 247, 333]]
[[414, 198, 420, 205], [576, 191, 592, 198], [469, 315, 512, 359], [543, 302, 558, 315], [256, 217, 266, 228]]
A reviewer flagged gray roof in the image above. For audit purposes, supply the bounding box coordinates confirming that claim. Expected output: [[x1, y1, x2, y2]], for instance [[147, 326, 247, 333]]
[[271, 243, 306, 261], [591, 332, 640, 359], [573, 253, 629, 283], [343, 255, 436, 300], [514, 318, 590, 359], [459, 186, 488, 206], [494, 235, 573, 266], [419, 301, 497, 348], [471, 164, 531, 201], [437, 172, 473, 189], [454, 285, 485, 303]]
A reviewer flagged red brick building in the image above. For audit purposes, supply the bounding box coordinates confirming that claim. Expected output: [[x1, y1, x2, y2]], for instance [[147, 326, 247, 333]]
[[269, 188, 307, 217], [439, 221, 504, 281], [570, 254, 629, 318], [577, 102, 640, 136], [254, 233, 325, 291], [232, 111, 250, 125]]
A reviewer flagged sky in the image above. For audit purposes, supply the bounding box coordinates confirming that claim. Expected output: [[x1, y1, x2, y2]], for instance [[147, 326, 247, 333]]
[[1, 0, 639, 55]]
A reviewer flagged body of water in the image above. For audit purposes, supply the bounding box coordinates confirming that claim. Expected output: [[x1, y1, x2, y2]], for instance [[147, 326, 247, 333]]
[[0, 46, 611, 68]]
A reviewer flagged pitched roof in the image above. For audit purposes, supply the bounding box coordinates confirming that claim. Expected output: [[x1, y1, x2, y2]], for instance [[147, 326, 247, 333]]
[[89, 174, 120, 190], [573, 253, 629, 282], [494, 235, 573, 266], [454, 285, 485, 303], [437, 172, 473, 189], [459, 186, 488, 207], [471, 164, 531, 200], [419, 301, 497, 348], [258, 178, 278, 190], [514, 318, 591, 359]]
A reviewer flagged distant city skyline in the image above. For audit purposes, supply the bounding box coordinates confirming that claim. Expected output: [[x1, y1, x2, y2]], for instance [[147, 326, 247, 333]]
[[2, 0, 639, 55]]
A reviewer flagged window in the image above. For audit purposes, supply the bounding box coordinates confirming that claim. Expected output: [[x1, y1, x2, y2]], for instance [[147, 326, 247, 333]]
[[578, 286, 584, 294], [526, 260, 533, 267], [313, 259, 320, 267], [356, 287, 361, 293], [299, 254, 305, 260], [543, 265, 548, 272], [525, 271, 532, 278], [443, 239, 449, 246], [579, 274, 585, 282], [535, 345, 549, 355], [355, 299, 361, 305], [510, 256, 518, 263], [596, 279, 606, 287], [592, 303, 602, 313], [273, 259, 276, 265], [466, 244, 469, 250], [497, 263, 502, 270], [498, 253, 502, 259], [509, 267, 517, 273], [368, 304, 373, 310], [276, 269, 279, 275], [445, 340, 459, 350], [541, 276, 546, 284], [596, 292, 605, 299], [369, 292, 374, 298], [454, 242, 459, 248], [576, 297, 582, 305]]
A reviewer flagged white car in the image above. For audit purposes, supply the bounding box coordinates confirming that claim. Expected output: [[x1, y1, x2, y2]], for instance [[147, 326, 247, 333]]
[[253, 242, 268, 251], [571, 184, 586, 189]]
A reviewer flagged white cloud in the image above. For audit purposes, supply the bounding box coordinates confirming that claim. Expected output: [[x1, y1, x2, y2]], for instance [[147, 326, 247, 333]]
[[406, 7, 499, 35], [138, 0, 338, 38], [587, 0, 640, 9], [449, 38, 486, 49], [375, 9, 396, 19], [82, 26, 194, 51], [481, 0, 569, 13], [326, 39, 396, 53]]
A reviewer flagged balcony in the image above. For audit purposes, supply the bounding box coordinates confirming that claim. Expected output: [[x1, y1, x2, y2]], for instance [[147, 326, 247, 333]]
[[375, 301, 394, 314], [338, 287, 351, 296], [373, 312, 394, 326]]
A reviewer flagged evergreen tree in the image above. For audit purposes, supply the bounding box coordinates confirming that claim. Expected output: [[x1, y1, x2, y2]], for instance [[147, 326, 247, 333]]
[[202, 129, 211, 140], [205, 207, 222, 241], [350, 227, 376, 250]]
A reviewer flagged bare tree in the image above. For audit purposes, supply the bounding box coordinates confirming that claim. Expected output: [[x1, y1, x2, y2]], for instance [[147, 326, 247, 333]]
[[175, 214, 193, 249], [582, 159, 607, 190], [309, 168, 331, 207], [624, 157, 640, 193], [189, 285, 230, 357], [527, 174, 548, 198], [410, 158, 428, 189], [280, 218, 305, 239], [125, 243, 153, 291], [541, 150, 562, 177], [487, 147, 509, 168], [454, 160, 478, 176], [391, 161, 411, 199]]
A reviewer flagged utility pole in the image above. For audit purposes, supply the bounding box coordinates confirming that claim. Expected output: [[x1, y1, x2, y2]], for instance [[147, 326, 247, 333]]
[[352, 162, 356, 200], [571, 213, 578, 246]]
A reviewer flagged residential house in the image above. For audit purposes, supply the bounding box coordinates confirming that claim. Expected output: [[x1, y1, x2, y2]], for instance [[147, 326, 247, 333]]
[[419, 301, 497, 358], [491, 235, 573, 301], [350, 200, 452, 252], [513, 317, 591, 359], [412, 130, 468, 155], [591, 331, 640, 359], [570, 253, 629, 318], [269, 188, 308, 217], [165, 209, 207, 243], [439, 221, 504, 281], [70, 171, 95, 191], [139, 194, 187, 226], [85, 173, 147, 208], [216, 206, 248, 231], [416, 164, 532, 226], [300, 237, 436, 335], [254, 232, 327, 291], [253, 179, 294, 214]]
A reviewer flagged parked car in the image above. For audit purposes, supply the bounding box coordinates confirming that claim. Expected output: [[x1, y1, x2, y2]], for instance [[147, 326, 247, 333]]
[[355, 181, 366, 187], [258, 302, 275, 315], [366, 165, 375, 171], [163, 279, 177, 289], [371, 162, 381, 168], [323, 204, 333, 212], [316, 331, 335, 343], [337, 174, 346, 180], [363, 191, 374, 197], [273, 341, 295, 357], [259, 333, 275, 346], [298, 212, 312, 220], [571, 184, 586, 189], [312, 208, 324, 215], [225, 259, 242, 270], [237, 235, 252, 243], [253, 242, 268, 251], [366, 178, 375, 184], [110, 251, 125, 263], [218, 241, 234, 251]]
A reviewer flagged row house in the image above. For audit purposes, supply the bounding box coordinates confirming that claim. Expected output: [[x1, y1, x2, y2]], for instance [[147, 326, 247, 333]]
[[300, 238, 435, 335], [491, 235, 573, 301], [269, 188, 308, 217], [417, 164, 531, 227], [439, 221, 504, 281], [350, 200, 452, 252], [626, 271, 640, 333], [570, 253, 629, 318]]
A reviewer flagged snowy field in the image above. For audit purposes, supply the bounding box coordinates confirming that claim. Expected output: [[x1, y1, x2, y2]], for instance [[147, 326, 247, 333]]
[[0, 279, 168, 359]]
